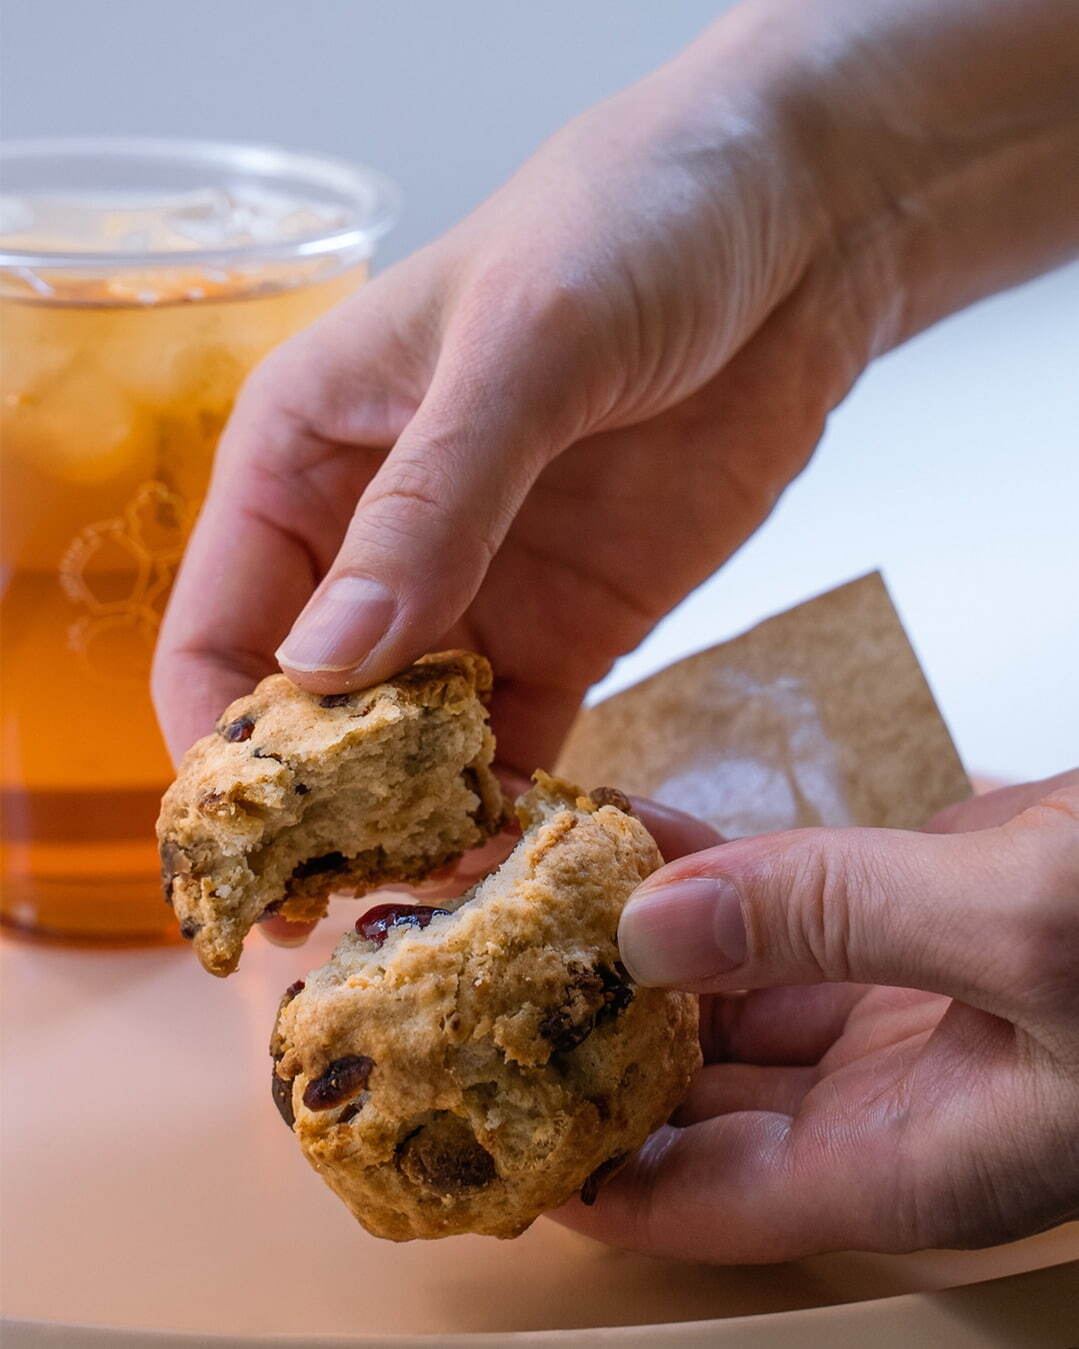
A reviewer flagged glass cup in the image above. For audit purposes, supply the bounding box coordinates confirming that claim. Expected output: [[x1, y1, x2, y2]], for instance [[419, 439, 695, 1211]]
[[0, 138, 398, 943]]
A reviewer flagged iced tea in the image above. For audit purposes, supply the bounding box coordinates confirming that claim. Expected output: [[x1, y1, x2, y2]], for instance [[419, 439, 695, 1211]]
[[0, 141, 397, 940]]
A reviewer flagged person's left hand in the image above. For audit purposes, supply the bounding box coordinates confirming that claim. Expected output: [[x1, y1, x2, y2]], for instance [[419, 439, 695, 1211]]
[[553, 770, 1079, 1261]]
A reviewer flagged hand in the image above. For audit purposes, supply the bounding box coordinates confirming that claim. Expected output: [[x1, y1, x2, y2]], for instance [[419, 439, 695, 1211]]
[[153, 8, 852, 770], [553, 771, 1079, 1261], [153, 0, 1078, 770]]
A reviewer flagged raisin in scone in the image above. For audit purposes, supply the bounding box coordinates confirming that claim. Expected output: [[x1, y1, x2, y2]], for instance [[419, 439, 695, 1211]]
[[271, 773, 701, 1241], [157, 651, 505, 977]]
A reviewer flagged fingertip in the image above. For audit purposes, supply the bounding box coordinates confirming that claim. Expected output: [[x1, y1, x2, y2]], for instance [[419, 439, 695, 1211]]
[[630, 797, 725, 861], [275, 575, 397, 690], [494, 766, 532, 800], [545, 1126, 681, 1248], [257, 916, 317, 947]]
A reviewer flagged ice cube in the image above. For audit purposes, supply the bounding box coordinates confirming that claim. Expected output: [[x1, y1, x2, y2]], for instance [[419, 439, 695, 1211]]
[[0, 184, 349, 255]]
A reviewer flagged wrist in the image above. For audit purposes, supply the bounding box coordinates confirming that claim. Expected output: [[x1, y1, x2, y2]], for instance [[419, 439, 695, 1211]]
[[759, 0, 1079, 355]]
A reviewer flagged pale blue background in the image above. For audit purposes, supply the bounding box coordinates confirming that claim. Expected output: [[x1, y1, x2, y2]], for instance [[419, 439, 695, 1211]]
[[4, 0, 1076, 782]]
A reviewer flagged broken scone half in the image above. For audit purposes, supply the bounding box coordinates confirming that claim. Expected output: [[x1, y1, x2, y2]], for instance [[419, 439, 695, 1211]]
[[271, 773, 702, 1241], [157, 651, 506, 976]]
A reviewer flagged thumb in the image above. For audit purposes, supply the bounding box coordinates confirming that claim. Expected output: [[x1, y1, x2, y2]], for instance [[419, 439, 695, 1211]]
[[276, 311, 579, 693], [617, 789, 1078, 1024]]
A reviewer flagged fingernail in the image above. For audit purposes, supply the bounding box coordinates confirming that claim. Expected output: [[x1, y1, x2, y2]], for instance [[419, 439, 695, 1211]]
[[277, 576, 395, 673], [618, 877, 747, 986]]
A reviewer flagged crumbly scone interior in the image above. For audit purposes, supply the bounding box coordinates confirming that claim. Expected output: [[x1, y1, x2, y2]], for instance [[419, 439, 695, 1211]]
[[192, 704, 489, 936]]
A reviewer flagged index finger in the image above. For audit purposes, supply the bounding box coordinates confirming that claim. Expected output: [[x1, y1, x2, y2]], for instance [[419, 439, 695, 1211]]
[[498, 768, 724, 861]]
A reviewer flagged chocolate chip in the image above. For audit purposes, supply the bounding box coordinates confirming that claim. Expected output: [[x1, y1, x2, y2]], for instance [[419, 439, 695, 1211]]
[[589, 786, 634, 815], [178, 916, 203, 940], [338, 1101, 364, 1124], [220, 716, 255, 743], [252, 747, 282, 761], [317, 693, 352, 709], [396, 1115, 497, 1195], [355, 902, 450, 948], [294, 783, 310, 795], [580, 1152, 628, 1205], [302, 1056, 374, 1111], [258, 899, 284, 921], [272, 1070, 296, 1129], [292, 851, 348, 881]]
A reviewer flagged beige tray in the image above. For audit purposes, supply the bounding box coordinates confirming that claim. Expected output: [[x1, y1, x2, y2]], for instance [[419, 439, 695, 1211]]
[[3, 916, 1076, 1343]]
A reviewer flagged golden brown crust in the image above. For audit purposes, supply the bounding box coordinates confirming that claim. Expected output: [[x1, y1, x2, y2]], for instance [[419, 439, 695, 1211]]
[[272, 773, 701, 1241], [157, 651, 506, 976]]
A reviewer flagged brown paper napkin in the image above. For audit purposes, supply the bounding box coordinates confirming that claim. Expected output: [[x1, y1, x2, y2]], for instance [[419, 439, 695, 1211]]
[[556, 572, 970, 838]]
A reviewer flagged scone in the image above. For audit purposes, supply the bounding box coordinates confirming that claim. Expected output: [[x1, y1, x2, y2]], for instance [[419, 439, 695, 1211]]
[[271, 774, 702, 1241], [157, 651, 505, 977]]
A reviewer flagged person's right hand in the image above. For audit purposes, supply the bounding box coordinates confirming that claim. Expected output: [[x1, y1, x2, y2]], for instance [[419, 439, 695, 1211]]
[[554, 770, 1079, 1262], [154, 0, 1079, 775], [154, 7, 851, 773]]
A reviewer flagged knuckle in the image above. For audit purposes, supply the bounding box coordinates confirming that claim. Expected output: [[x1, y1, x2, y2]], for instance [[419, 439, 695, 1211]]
[[776, 833, 857, 982], [366, 449, 457, 526], [1010, 903, 1079, 1006], [999, 801, 1079, 1025], [235, 340, 302, 413], [449, 260, 606, 438], [460, 254, 595, 341], [362, 452, 500, 574]]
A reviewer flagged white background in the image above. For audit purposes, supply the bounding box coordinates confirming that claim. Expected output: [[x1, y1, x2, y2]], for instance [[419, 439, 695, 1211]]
[[4, 0, 1076, 782]]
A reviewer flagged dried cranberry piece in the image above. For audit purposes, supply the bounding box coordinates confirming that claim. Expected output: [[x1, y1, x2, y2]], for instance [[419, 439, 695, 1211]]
[[220, 716, 255, 742], [539, 1009, 596, 1054], [580, 1152, 628, 1205], [272, 1071, 296, 1128], [284, 979, 305, 999], [540, 962, 635, 1054], [589, 786, 634, 814], [356, 903, 450, 948], [396, 1116, 497, 1194], [596, 963, 635, 1022], [302, 1055, 374, 1111], [318, 693, 351, 708]]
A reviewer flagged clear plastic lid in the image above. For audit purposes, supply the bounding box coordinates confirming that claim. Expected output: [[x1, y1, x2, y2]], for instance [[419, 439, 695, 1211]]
[[0, 137, 399, 303]]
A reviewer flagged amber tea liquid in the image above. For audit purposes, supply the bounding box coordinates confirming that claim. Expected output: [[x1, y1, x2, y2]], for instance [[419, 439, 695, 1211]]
[[0, 266, 364, 940]]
